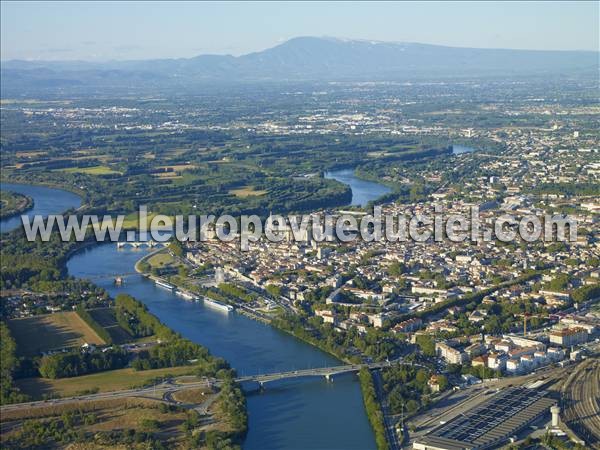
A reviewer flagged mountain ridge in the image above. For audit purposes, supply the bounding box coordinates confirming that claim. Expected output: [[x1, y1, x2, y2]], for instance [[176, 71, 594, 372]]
[[2, 37, 598, 94]]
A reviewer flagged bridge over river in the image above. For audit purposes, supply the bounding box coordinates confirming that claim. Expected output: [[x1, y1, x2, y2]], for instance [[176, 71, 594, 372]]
[[1, 359, 421, 414], [236, 360, 412, 385]]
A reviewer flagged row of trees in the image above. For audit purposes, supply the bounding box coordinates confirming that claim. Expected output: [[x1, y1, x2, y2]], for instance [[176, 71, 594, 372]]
[[358, 368, 389, 450], [38, 347, 129, 379], [114, 294, 171, 339], [0, 322, 29, 404], [115, 294, 235, 378], [75, 307, 113, 344], [131, 338, 210, 371], [215, 379, 248, 439]]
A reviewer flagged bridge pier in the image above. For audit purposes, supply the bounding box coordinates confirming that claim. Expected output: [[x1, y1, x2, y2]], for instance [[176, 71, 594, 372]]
[[325, 373, 333, 383]]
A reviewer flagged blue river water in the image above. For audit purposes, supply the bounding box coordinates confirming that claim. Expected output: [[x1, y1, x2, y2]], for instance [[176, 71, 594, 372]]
[[0, 183, 81, 233], [67, 244, 376, 450], [324, 169, 391, 207], [0, 182, 376, 449], [325, 148, 476, 207]]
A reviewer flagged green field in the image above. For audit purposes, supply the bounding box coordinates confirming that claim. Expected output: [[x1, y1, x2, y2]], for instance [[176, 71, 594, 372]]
[[121, 211, 168, 229], [229, 185, 268, 198], [7, 312, 106, 356], [16, 366, 197, 399], [147, 250, 177, 268], [57, 165, 121, 175]]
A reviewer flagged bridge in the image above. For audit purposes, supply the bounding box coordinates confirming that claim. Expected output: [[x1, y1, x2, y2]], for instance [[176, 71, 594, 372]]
[[116, 240, 166, 248], [0, 360, 420, 414], [235, 360, 423, 386]]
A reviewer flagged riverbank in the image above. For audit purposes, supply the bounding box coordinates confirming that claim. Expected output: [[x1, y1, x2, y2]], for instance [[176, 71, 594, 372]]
[[0, 191, 34, 220], [65, 235, 376, 449], [130, 254, 390, 446], [3, 181, 378, 449], [134, 252, 359, 364], [0, 178, 87, 201], [325, 168, 391, 207]]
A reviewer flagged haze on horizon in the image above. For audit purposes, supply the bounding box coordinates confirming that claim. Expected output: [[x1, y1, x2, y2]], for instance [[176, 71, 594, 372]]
[[1, 0, 599, 62]]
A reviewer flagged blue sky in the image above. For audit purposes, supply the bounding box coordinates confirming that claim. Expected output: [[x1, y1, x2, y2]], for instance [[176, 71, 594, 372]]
[[1, 1, 598, 60]]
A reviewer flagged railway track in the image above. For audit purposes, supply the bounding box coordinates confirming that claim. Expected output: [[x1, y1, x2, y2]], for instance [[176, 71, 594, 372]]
[[562, 359, 600, 448]]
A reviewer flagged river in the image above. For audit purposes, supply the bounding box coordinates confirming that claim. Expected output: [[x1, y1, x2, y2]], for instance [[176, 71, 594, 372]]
[[324, 169, 391, 207], [4, 183, 376, 450], [325, 149, 477, 207], [0, 183, 81, 233]]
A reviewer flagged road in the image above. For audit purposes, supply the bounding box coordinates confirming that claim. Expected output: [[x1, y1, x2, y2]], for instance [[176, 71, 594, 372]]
[[0, 378, 213, 414], [562, 358, 600, 448], [0, 360, 412, 415]]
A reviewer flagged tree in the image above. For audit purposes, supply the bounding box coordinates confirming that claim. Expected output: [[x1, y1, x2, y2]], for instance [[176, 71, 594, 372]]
[[168, 239, 185, 258], [415, 334, 436, 357], [388, 262, 406, 277], [265, 284, 282, 298], [178, 266, 189, 278], [437, 374, 449, 391]]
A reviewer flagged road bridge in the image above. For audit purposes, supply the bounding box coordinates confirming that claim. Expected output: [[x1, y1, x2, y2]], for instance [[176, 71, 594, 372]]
[[0, 360, 419, 414], [116, 241, 165, 248], [235, 360, 424, 386]]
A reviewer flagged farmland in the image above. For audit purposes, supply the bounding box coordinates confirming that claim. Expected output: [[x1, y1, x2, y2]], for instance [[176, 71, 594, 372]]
[[56, 165, 121, 175], [229, 186, 268, 198], [7, 312, 105, 356]]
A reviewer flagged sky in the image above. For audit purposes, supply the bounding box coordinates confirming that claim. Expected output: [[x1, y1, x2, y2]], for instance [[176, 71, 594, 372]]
[[1, 1, 598, 61]]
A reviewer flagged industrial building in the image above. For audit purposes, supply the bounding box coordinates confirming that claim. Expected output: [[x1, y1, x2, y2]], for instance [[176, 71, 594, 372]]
[[413, 387, 557, 450]]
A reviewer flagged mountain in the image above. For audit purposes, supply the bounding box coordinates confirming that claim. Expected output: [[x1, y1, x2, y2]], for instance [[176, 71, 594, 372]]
[[2, 37, 598, 94]]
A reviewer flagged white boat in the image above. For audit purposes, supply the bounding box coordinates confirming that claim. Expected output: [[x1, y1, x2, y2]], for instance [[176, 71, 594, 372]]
[[203, 297, 233, 313], [176, 290, 196, 300], [155, 279, 175, 290]]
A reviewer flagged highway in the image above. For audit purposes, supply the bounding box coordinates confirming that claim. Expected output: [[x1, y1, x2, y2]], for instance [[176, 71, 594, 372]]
[[562, 358, 600, 448]]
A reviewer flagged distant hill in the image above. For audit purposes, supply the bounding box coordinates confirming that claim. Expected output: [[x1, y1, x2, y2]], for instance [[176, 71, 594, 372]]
[[2, 37, 598, 94]]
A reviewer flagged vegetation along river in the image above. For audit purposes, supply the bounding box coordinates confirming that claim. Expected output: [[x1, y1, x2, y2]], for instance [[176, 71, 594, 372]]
[[1, 183, 377, 450]]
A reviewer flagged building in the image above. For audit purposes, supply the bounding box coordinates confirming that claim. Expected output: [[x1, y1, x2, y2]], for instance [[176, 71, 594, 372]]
[[549, 327, 588, 347], [472, 355, 488, 368], [413, 387, 556, 450], [546, 347, 565, 361], [315, 309, 337, 325], [393, 317, 423, 334], [488, 352, 507, 371], [506, 358, 521, 374], [436, 342, 468, 365], [465, 342, 486, 358], [428, 375, 443, 393], [494, 340, 513, 353]]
